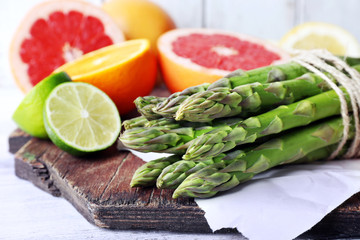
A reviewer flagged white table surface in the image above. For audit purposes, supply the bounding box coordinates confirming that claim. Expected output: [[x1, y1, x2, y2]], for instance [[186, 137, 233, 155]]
[[0, 88, 246, 240]]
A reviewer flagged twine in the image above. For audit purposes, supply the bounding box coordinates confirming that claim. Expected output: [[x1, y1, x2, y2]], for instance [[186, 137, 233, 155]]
[[292, 49, 360, 159]]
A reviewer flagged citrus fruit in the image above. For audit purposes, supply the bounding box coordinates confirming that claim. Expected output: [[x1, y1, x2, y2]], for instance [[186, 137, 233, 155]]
[[102, 0, 175, 52], [10, 0, 125, 93], [44, 82, 121, 156], [12, 72, 71, 138], [280, 22, 360, 57], [157, 28, 290, 93], [55, 39, 157, 115]]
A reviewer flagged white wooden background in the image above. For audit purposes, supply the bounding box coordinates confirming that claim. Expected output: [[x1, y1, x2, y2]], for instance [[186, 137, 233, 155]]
[[1, 1, 360, 239]]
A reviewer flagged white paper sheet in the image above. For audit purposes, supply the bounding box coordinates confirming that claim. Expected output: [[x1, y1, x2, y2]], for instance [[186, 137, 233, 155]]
[[131, 150, 360, 240]]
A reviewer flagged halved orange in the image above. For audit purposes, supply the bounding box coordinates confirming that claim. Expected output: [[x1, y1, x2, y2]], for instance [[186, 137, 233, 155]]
[[55, 39, 157, 115], [9, 0, 125, 93]]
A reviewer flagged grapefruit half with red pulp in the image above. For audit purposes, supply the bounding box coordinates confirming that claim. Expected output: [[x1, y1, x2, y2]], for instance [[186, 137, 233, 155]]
[[157, 28, 290, 92], [10, 0, 125, 93]]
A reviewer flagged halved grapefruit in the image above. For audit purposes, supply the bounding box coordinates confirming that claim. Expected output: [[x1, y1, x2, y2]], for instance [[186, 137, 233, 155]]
[[157, 28, 290, 93], [10, 0, 125, 93]]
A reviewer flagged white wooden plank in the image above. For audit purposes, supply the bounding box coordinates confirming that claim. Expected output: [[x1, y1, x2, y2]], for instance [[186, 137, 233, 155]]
[[204, 0, 296, 41], [301, 0, 360, 41], [150, 0, 203, 28]]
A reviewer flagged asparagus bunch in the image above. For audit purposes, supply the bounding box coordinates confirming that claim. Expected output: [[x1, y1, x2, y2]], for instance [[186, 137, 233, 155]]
[[122, 88, 349, 159], [173, 116, 353, 198], [124, 57, 360, 199]]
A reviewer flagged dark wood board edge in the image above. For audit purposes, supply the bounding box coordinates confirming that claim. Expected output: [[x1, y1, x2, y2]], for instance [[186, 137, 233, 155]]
[[41, 148, 214, 233], [9, 128, 32, 154], [14, 138, 61, 197]]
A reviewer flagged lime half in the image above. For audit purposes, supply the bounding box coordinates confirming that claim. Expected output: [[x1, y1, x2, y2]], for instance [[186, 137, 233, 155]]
[[44, 82, 121, 156], [12, 72, 71, 138]]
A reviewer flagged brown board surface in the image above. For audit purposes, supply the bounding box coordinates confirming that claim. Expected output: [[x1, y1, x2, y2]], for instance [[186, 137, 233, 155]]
[[9, 129, 360, 238]]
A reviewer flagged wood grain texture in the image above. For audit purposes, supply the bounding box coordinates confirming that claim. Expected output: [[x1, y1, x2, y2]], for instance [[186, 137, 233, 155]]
[[12, 133, 212, 233]]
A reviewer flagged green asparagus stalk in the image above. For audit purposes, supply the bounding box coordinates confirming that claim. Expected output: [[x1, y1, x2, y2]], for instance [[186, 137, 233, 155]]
[[183, 88, 350, 160], [154, 62, 309, 118], [173, 116, 354, 198], [291, 143, 346, 164], [130, 155, 182, 187], [134, 96, 167, 120], [175, 72, 333, 122], [119, 117, 242, 154], [122, 116, 181, 130], [123, 116, 149, 130], [153, 83, 211, 119]]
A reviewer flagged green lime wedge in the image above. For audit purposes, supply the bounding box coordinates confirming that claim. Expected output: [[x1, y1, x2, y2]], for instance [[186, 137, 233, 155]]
[[12, 72, 71, 138], [43, 82, 121, 156]]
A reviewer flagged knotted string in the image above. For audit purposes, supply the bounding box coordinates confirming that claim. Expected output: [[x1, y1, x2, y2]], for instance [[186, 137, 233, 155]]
[[292, 49, 360, 159]]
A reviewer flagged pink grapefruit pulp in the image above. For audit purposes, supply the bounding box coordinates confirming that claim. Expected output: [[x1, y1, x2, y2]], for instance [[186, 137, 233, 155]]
[[157, 28, 290, 93], [10, 0, 125, 93]]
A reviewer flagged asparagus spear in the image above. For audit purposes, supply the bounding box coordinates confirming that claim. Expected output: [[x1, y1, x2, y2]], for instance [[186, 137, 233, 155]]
[[134, 96, 166, 120], [175, 73, 333, 122], [130, 155, 182, 187], [123, 116, 149, 130], [291, 143, 346, 164], [153, 83, 211, 119], [122, 116, 180, 130], [183, 88, 350, 160], [154, 62, 309, 118], [173, 116, 354, 198]]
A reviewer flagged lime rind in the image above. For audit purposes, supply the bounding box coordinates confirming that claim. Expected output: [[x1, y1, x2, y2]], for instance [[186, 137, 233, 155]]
[[44, 82, 121, 156], [12, 72, 71, 138]]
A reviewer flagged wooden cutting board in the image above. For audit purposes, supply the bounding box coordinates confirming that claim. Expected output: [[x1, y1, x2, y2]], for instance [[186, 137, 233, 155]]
[[9, 128, 360, 238]]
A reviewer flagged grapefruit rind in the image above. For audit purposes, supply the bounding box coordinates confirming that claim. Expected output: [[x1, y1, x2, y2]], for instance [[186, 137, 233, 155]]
[[157, 28, 290, 93], [10, 0, 125, 93]]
